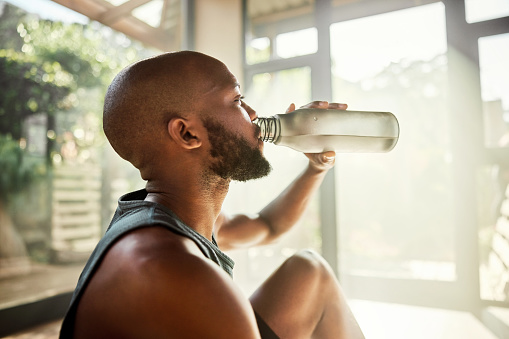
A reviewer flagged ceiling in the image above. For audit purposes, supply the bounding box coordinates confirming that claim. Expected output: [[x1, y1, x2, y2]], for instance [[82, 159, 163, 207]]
[[49, 0, 323, 51], [50, 0, 182, 51]]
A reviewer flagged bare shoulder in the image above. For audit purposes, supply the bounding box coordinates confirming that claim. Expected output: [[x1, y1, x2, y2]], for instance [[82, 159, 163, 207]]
[[75, 227, 260, 339]]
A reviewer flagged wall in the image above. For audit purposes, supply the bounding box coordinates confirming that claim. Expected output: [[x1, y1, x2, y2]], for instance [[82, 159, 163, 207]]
[[194, 0, 243, 85]]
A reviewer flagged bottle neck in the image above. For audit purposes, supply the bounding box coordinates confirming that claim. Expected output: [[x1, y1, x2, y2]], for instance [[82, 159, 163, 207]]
[[256, 116, 280, 143]]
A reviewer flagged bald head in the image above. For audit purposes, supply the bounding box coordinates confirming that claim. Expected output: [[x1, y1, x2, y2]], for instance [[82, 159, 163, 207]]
[[103, 51, 230, 174]]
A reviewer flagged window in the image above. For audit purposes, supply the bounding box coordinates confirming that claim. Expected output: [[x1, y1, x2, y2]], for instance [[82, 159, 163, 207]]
[[276, 27, 318, 59], [479, 33, 509, 148], [465, 0, 509, 23], [244, 0, 315, 64], [0, 0, 156, 328], [478, 33, 509, 302], [246, 36, 271, 64], [330, 2, 454, 281]]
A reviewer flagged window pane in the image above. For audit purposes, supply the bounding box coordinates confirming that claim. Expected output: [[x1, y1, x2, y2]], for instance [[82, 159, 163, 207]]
[[224, 67, 318, 295], [0, 1, 154, 311], [330, 3, 455, 281], [465, 0, 509, 23], [276, 27, 318, 58], [246, 36, 271, 65], [479, 33, 509, 148], [245, 0, 315, 64], [132, 0, 165, 28], [478, 33, 509, 302], [478, 164, 509, 302]]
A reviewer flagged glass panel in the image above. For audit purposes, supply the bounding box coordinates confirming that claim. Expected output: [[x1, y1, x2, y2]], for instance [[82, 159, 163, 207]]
[[465, 0, 509, 23], [0, 0, 154, 311], [245, 0, 315, 64], [276, 27, 318, 58], [478, 34, 509, 302], [132, 0, 164, 28], [1, 0, 89, 23], [479, 33, 509, 148], [478, 164, 509, 301], [224, 67, 318, 295], [246, 37, 271, 65], [330, 3, 455, 281]]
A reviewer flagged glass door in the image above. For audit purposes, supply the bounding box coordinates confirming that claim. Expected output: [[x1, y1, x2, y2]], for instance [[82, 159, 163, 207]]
[[330, 2, 466, 308], [477, 32, 509, 304]]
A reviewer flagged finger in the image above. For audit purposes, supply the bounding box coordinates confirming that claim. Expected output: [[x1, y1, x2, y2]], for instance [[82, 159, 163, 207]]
[[300, 101, 329, 109], [285, 103, 296, 113], [327, 103, 348, 110], [304, 151, 336, 167], [321, 151, 336, 163]]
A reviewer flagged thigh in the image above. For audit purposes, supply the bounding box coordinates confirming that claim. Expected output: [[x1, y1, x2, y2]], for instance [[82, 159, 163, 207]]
[[249, 250, 327, 339]]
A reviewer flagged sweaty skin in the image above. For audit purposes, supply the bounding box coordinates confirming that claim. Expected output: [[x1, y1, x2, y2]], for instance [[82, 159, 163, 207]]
[[73, 51, 364, 339]]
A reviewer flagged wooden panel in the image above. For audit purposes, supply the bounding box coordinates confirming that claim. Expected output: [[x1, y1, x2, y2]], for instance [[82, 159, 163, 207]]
[[51, 164, 102, 262]]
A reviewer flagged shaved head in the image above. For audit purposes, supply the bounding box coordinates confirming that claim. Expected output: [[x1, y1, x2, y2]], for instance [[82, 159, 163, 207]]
[[103, 51, 229, 172]]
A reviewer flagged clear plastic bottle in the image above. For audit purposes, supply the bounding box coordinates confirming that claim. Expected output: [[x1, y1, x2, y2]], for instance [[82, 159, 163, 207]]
[[255, 108, 399, 153]]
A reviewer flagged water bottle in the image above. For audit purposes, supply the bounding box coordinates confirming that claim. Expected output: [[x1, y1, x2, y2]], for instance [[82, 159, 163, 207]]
[[255, 108, 399, 153]]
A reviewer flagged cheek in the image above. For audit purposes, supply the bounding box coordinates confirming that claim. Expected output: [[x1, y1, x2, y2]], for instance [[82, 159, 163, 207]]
[[224, 114, 252, 131]]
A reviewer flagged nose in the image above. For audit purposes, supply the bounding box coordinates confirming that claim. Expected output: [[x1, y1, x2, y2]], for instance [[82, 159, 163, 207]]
[[242, 101, 258, 121]]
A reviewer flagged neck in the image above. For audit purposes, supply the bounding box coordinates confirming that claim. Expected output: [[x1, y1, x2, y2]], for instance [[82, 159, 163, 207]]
[[144, 172, 230, 241]]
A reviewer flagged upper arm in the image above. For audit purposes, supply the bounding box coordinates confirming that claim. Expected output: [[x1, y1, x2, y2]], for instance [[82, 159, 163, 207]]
[[138, 251, 261, 338], [214, 211, 276, 250], [75, 227, 261, 339]]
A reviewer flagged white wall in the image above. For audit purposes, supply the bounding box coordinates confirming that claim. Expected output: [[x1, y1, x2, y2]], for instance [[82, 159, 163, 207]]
[[194, 0, 243, 85]]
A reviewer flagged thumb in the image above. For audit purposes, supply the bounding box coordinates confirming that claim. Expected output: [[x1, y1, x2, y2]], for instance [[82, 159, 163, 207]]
[[285, 103, 296, 113]]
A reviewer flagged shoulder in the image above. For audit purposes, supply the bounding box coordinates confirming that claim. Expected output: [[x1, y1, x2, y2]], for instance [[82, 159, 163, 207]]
[[75, 227, 260, 339]]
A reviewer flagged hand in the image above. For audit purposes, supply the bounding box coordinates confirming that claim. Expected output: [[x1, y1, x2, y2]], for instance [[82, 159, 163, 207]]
[[285, 101, 348, 172]]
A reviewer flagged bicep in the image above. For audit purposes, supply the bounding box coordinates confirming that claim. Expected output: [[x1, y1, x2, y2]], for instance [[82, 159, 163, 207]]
[[215, 212, 275, 250]]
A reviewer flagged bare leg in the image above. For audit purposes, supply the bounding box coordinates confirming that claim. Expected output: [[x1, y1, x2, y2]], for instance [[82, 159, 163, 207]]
[[249, 249, 364, 339]]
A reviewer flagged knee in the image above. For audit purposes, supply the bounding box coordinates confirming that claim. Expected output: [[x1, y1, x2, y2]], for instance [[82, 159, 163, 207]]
[[285, 249, 335, 281]]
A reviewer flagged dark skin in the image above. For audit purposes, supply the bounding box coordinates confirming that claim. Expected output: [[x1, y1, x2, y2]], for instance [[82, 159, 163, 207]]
[[74, 52, 364, 339]]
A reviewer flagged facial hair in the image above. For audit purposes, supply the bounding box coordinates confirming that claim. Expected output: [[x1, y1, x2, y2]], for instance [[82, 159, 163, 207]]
[[202, 118, 272, 182]]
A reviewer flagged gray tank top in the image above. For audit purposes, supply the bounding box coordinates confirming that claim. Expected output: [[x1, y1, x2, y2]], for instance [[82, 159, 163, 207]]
[[59, 189, 235, 338]]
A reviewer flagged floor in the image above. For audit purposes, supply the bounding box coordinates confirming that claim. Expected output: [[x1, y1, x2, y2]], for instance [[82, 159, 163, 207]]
[[349, 299, 499, 339], [1, 300, 500, 339], [0, 261, 502, 338], [0, 263, 83, 310], [1, 320, 61, 339]]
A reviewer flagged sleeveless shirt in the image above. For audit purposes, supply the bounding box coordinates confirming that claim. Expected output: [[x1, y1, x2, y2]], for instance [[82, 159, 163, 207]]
[[59, 189, 235, 338]]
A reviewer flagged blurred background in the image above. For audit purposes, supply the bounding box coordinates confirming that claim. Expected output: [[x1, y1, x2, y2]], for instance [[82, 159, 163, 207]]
[[0, 0, 508, 338]]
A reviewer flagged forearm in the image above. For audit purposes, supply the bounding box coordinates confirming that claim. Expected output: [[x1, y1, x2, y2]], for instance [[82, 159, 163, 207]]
[[258, 163, 330, 240]]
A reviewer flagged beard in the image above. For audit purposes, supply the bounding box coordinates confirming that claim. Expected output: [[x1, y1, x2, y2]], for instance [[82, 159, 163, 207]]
[[202, 118, 272, 182]]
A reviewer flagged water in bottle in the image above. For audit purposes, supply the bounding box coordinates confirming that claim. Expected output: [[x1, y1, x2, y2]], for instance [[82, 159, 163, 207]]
[[255, 108, 399, 153]]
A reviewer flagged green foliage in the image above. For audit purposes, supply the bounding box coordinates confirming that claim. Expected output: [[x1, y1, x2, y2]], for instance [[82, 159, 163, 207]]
[[0, 4, 153, 141], [0, 49, 72, 139], [0, 135, 44, 203], [0, 2, 25, 51], [0, 2, 155, 206], [19, 18, 150, 89], [20, 20, 108, 88]]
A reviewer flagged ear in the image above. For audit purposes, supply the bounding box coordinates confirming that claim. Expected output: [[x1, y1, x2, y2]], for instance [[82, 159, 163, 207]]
[[167, 117, 202, 150]]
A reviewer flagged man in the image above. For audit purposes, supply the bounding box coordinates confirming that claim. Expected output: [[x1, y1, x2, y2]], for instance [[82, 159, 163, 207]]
[[60, 51, 364, 338]]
